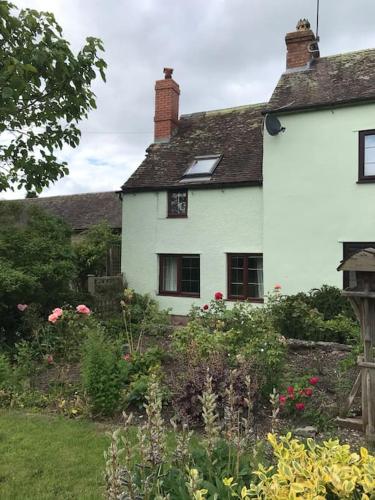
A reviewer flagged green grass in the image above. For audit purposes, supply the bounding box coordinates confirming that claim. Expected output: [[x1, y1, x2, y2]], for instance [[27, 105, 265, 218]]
[[0, 410, 109, 500]]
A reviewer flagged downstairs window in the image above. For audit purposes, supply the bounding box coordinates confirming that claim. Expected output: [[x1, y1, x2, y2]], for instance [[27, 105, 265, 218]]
[[159, 254, 200, 297], [227, 253, 264, 302]]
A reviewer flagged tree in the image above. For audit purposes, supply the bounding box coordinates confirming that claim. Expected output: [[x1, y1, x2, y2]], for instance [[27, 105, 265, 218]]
[[0, 2, 106, 193], [0, 201, 77, 341]]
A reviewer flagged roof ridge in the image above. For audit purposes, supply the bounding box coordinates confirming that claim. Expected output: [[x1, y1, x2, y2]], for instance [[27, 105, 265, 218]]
[[181, 102, 266, 119], [320, 47, 375, 61], [12, 191, 118, 201]]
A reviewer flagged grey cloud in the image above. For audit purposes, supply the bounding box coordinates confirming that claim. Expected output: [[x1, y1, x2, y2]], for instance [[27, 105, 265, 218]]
[[3, 0, 375, 199]]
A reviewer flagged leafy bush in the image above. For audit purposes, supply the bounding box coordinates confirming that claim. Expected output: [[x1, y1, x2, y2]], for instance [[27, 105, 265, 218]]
[[309, 284, 355, 320], [269, 289, 359, 344], [0, 353, 14, 390], [225, 433, 375, 499], [81, 327, 121, 416], [0, 203, 77, 343], [173, 297, 286, 398]]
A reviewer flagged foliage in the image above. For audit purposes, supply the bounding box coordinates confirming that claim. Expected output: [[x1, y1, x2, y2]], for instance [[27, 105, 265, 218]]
[[120, 288, 172, 355], [269, 289, 359, 344], [0, 1, 106, 193], [81, 327, 121, 416], [278, 376, 319, 417], [0, 203, 76, 343], [0, 353, 14, 389], [73, 221, 120, 288], [173, 296, 286, 398], [104, 375, 261, 500], [224, 433, 375, 499]]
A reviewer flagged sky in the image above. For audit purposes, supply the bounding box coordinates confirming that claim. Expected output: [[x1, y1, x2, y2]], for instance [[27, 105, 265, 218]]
[[3, 0, 375, 199]]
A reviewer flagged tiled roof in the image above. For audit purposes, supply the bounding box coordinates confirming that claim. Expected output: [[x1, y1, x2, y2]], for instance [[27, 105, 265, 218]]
[[122, 103, 265, 192], [13, 191, 122, 231], [267, 49, 375, 113]]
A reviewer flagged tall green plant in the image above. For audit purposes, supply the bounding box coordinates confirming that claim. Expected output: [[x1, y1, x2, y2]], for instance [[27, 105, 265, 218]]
[[81, 327, 121, 416]]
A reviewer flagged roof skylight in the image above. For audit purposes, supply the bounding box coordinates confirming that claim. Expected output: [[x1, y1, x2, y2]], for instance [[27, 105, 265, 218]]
[[183, 155, 222, 178]]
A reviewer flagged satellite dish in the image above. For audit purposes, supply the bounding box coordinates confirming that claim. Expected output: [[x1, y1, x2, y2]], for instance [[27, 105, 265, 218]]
[[265, 114, 285, 136]]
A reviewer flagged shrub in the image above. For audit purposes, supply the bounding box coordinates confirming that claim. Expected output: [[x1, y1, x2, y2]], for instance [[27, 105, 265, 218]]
[[309, 284, 355, 320], [0, 353, 14, 390], [0, 203, 77, 344], [81, 327, 121, 416], [225, 433, 375, 499], [269, 290, 359, 344]]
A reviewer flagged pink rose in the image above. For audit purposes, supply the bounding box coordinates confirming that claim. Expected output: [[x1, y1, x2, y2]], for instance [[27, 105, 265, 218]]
[[46, 354, 54, 365], [202, 304, 209, 311], [53, 308, 63, 318], [122, 354, 131, 362], [295, 402, 305, 411], [214, 291, 223, 300], [76, 304, 91, 315], [304, 388, 313, 397], [48, 313, 59, 324], [17, 304, 28, 312], [274, 284, 282, 290]]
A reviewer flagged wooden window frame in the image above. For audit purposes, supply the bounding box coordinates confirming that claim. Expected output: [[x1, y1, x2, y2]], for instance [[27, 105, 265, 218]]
[[227, 253, 264, 303], [167, 190, 188, 218], [159, 254, 200, 297], [358, 130, 375, 182]]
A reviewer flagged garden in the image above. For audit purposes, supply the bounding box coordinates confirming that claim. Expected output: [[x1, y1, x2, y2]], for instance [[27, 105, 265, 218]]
[[0, 198, 374, 499], [1, 218, 375, 500]]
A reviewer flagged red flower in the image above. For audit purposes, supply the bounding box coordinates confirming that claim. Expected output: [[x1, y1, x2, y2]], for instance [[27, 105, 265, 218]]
[[309, 377, 319, 386], [202, 304, 209, 310], [214, 291, 223, 300], [279, 395, 287, 405], [46, 354, 53, 365], [295, 402, 305, 411], [122, 354, 131, 362], [304, 388, 313, 397], [287, 386, 294, 395]]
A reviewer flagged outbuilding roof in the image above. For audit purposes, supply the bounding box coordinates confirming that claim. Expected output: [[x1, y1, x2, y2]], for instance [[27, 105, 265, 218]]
[[16, 191, 122, 231], [122, 103, 265, 192], [267, 48, 375, 113]]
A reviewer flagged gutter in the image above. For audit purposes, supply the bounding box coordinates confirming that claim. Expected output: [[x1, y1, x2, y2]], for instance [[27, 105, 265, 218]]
[[263, 97, 375, 116], [121, 180, 262, 194]]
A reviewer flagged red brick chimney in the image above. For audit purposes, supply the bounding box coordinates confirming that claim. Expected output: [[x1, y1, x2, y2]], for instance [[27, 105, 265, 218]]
[[154, 68, 180, 142], [285, 19, 320, 70]]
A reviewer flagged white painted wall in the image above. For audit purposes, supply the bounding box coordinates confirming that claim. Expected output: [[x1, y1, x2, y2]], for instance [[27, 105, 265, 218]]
[[122, 187, 263, 315], [263, 103, 375, 295]]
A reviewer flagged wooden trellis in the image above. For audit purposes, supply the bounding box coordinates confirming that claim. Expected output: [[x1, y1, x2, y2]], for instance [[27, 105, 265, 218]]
[[337, 248, 375, 442]]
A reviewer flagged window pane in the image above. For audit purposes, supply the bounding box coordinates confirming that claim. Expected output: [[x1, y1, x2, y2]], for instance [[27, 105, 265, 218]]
[[162, 256, 177, 292], [181, 256, 200, 294], [365, 135, 375, 148], [230, 255, 244, 296], [169, 191, 187, 216], [248, 256, 263, 298], [184, 156, 221, 176], [364, 135, 375, 176]]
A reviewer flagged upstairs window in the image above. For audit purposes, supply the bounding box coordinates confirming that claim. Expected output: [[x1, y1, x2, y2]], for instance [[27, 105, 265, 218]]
[[359, 130, 375, 181], [159, 254, 200, 297], [227, 253, 264, 302], [183, 155, 222, 179], [168, 190, 187, 217]]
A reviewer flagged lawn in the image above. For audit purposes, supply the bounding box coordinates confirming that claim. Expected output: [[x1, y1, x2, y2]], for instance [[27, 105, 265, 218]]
[[0, 410, 109, 500]]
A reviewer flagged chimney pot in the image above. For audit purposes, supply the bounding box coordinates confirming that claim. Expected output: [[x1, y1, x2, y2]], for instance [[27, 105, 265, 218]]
[[285, 18, 319, 70], [154, 68, 180, 143]]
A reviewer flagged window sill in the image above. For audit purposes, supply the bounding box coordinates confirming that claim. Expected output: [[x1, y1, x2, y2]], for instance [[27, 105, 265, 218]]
[[357, 178, 375, 184], [226, 297, 264, 304], [166, 215, 188, 218], [158, 292, 200, 298]]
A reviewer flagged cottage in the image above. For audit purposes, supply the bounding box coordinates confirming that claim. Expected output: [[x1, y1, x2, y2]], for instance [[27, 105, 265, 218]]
[[121, 19, 375, 318]]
